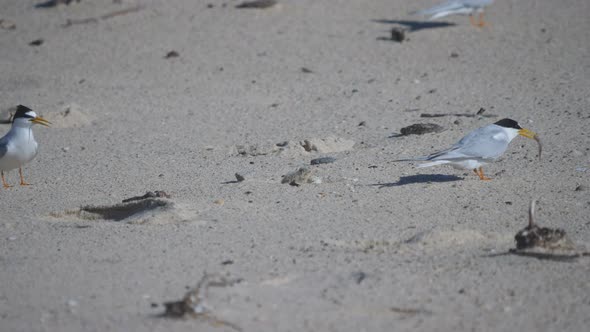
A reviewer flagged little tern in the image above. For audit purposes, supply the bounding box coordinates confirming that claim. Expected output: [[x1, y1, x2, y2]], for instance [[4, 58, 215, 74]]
[[0, 105, 51, 188], [395, 118, 541, 180], [411, 0, 494, 27]]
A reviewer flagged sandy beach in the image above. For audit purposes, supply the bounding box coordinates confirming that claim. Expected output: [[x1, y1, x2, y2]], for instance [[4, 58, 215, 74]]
[[1, 0, 589, 331]]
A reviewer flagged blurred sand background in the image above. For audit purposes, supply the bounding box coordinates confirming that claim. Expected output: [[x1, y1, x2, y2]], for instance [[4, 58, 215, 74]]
[[0, 0, 589, 331]]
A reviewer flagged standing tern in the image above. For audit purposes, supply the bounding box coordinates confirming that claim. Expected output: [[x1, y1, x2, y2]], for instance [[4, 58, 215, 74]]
[[411, 0, 494, 27], [0, 105, 51, 188], [395, 118, 541, 180]]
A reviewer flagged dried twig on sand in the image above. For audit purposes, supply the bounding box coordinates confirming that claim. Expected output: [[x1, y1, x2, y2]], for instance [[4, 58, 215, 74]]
[[236, 0, 277, 9], [161, 273, 242, 331], [420, 113, 497, 118]]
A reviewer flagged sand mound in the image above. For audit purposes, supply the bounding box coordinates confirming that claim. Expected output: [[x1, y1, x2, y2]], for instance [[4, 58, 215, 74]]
[[44, 103, 94, 128]]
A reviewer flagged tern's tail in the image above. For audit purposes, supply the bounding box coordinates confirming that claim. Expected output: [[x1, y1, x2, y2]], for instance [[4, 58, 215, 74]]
[[416, 160, 450, 168], [392, 156, 428, 162]]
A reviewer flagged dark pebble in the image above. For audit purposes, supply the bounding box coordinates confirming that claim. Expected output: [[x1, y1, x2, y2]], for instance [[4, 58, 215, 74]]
[[165, 51, 179, 58], [29, 39, 44, 46], [390, 27, 406, 42], [310, 157, 336, 165]]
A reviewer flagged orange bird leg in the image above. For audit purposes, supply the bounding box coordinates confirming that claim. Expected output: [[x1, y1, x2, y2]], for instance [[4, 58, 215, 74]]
[[19, 167, 31, 186], [1, 171, 13, 188], [477, 167, 492, 181], [477, 12, 487, 27]]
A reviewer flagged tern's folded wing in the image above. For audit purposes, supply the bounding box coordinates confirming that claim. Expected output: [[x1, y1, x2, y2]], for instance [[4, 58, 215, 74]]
[[413, 1, 467, 16], [0, 141, 7, 159]]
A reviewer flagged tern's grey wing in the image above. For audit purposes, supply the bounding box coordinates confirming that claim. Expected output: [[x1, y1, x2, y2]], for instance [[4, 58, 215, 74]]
[[0, 141, 7, 159], [452, 125, 509, 159], [413, 1, 466, 16], [462, 0, 494, 7], [413, 0, 493, 16], [428, 125, 509, 161]]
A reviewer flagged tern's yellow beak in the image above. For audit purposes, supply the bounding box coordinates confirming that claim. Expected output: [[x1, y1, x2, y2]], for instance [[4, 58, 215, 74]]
[[518, 128, 536, 139], [30, 116, 51, 127], [519, 128, 542, 160]]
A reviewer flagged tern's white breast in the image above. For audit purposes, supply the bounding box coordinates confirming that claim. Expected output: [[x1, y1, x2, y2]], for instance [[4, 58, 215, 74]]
[[0, 128, 38, 171]]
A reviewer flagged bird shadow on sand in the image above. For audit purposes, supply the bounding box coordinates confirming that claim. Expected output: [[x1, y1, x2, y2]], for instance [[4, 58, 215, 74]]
[[373, 19, 456, 32], [372, 174, 463, 188]]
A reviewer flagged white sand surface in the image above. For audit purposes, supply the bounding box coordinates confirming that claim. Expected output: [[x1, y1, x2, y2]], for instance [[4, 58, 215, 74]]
[[0, 0, 589, 331]]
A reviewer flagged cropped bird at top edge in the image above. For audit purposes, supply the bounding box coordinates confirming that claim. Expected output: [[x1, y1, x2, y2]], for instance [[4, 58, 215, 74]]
[[410, 0, 495, 27], [394, 118, 541, 181], [0, 105, 51, 188]]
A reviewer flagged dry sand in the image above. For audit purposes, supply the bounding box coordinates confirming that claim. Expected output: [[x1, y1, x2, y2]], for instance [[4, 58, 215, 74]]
[[0, 0, 589, 331]]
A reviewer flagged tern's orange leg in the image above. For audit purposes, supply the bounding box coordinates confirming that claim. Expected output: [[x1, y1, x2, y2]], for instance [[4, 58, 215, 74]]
[[477, 12, 488, 27], [477, 167, 492, 181], [1, 171, 13, 188], [469, 15, 477, 27], [19, 168, 31, 186]]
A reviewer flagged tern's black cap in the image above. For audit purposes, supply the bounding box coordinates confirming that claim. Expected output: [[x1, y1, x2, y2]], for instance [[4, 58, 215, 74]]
[[494, 118, 522, 130], [13, 105, 35, 120]]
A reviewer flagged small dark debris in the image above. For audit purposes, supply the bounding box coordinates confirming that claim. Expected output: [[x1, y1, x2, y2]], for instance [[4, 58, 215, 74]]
[[310, 157, 336, 165], [235, 173, 246, 182], [301, 67, 313, 73], [122, 191, 171, 203], [390, 27, 407, 42], [368, 165, 378, 169], [151, 302, 159, 308], [351, 271, 367, 284], [476, 107, 486, 115], [505, 201, 512, 205], [221, 260, 234, 265], [270, 103, 279, 108], [450, 52, 459, 58], [35, 0, 80, 8], [207, 3, 214, 8], [165, 51, 179, 59], [400, 123, 444, 136], [427, 89, 436, 94], [358, 121, 366, 126], [575, 185, 587, 192], [29, 39, 44, 46], [235, 0, 277, 9], [275, 141, 288, 147], [74, 225, 91, 229], [453, 119, 461, 125]]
